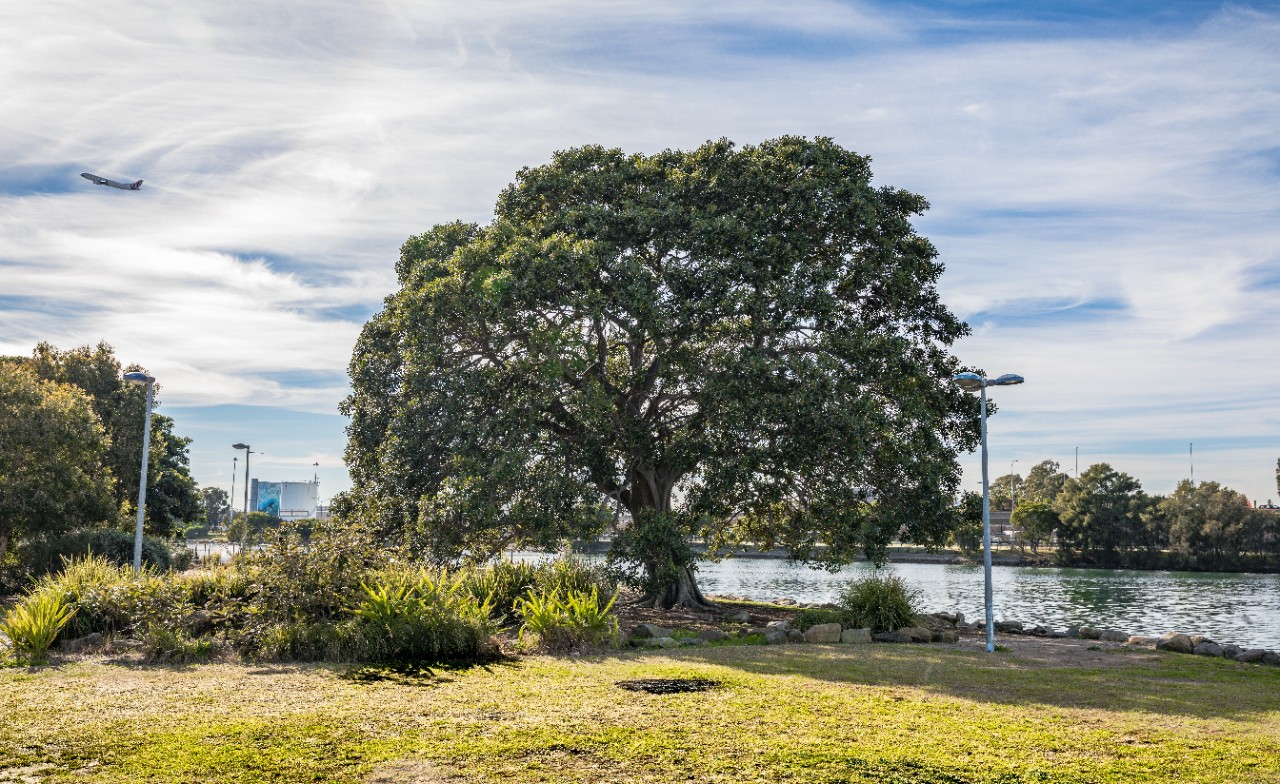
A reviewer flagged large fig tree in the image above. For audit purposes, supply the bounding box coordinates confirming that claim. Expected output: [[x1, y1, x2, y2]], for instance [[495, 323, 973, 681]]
[[340, 137, 980, 608]]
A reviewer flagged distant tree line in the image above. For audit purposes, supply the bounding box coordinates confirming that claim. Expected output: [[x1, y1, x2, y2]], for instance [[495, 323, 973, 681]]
[[0, 342, 202, 574], [959, 459, 1280, 572]]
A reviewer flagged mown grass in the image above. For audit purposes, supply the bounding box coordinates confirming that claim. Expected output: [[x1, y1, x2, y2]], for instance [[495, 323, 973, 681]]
[[1, 643, 1278, 784]]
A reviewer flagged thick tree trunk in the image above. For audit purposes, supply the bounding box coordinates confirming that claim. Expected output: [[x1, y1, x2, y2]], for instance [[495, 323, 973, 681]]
[[640, 564, 714, 610], [0, 532, 8, 566], [625, 465, 716, 611]]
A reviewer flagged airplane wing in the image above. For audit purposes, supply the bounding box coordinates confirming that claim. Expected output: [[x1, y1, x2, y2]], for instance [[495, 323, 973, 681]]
[[81, 172, 143, 190]]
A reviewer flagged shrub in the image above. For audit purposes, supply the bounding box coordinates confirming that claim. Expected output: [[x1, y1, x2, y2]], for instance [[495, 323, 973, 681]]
[[22, 529, 174, 577], [837, 573, 921, 633], [514, 586, 619, 652], [462, 559, 539, 620], [462, 555, 618, 623], [793, 607, 854, 632], [35, 556, 193, 639], [141, 624, 214, 663], [1, 591, 77, 664], [348, 568, 496, 665]]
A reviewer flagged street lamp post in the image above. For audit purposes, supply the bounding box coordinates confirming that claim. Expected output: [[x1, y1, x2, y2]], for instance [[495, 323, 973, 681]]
[[232, 443, 251, 517], [122, 371, 156, 573], [229, 456, 237, 530], [1010, 459, 1019, 513], [954, 371, 1025, 653]]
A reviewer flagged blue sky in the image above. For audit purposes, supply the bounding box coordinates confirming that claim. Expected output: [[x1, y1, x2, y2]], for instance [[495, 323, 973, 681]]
[[2, 1, 1278, 507]]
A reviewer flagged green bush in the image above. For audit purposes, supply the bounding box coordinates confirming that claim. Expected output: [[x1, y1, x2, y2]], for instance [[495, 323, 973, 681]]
[[837, 573, 921, 633], [141, 624, 214, 663], [22, 529, 176, 577], [462, 556, 617, 623], [514, 586, 619, 652], [348, 568, 496, 665], [1, 591, 77, 664], [793, 607, 854, 632], [35, 555, 193, 639]]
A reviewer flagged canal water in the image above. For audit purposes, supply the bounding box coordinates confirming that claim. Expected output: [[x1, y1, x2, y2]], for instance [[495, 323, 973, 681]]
[[688, 557, 1280, 650]]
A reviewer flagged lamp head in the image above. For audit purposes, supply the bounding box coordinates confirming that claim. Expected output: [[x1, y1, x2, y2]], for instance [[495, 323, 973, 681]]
[[991, 374, 1025, 386], [232, 443, 249, 450], [953, 372, 984, 392], [122, 371, 155, 386]]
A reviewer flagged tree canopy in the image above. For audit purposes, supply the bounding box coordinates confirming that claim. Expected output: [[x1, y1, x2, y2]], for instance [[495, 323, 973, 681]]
[[0, 364, 115, 563], [339, 137, 980, 607], [8, 342, 200, 538]]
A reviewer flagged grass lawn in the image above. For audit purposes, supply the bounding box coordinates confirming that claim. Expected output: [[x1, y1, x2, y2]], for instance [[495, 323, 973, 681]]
[[2, 641, 1278, 784]]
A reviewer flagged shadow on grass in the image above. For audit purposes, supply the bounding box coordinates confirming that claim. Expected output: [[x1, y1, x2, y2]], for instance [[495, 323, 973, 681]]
[[608, 641, 1280, 720], [340, 654, 520, 687]]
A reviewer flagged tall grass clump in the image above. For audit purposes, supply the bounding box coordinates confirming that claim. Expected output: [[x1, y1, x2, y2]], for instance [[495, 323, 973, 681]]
[[34, 555, 192, 639], [514, 586, 619, 652], [346, 567, 497, 665], [837, 573, 921, 633], [463, 555, 617, 621], [1, 591, 77, 664]]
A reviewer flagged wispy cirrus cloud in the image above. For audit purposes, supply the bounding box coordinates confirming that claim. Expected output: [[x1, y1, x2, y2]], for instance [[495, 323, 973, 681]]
[[1, 1, 1277, 499]]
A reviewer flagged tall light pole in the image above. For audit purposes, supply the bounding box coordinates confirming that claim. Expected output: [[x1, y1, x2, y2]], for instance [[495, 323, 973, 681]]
[[954, 371, 1025, 653], [1009, 459, 1020, 512], [232, 443, 252, 517], [1190, 442, 1194, 483], [228, 456, 237, 529], [122, 371, 156, 573]]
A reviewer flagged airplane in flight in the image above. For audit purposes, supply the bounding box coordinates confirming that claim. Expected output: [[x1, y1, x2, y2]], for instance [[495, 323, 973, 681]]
[[81, 172, 143, 190]]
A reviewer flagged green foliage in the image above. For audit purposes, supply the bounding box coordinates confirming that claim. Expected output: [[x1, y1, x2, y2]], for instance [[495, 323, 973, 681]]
[[837, 573, 921, 633], [347, 568, 496, 665], [793, 607, 855, 631], [198, 486, 230, 527], [1054, 463, 1154, 566], [0, 363, 115, 565], [140, 624, 214, 663], [949, 492, 984, 556], [339, 137, 980, 608], [1011, 501, 1059, 554], [0, 590, 77, 664], [514, 586, 619, 652], [20, 342, 200, 537], [34, 555, 192, 639], [21, 528, 178, 578]]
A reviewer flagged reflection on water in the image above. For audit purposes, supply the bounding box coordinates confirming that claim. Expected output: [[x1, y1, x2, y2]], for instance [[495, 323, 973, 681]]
[[691, 558, 1280, 650]]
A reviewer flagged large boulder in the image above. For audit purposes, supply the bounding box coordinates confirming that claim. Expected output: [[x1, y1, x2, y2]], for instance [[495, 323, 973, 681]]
[[901, 626, 934, 643], [1235, 648, 1267, 663], [631, 623, 675, 640], [804, 623, 843, 644], [1076, 626, 1103, 640], [841, 628, 872, 644], [873, 631, 914, 643], [724, 609, 752, 623], [994, 620, 1024, 633], [1126, 636, 1159, 647], [697, 629, 728, 642], [1099, 629, 1129, 643], [1192, 641, 1223, 657], [1262, 651, 1280, 666], [931, 630, 960, 643], [764, 631, 788, 645], [60, 632, 103, 653], [646, 637, 681, 649], [1156, 632, 1194, 654], [1220, 644, 1242, 660], [787, 629, 806, 643], [766, 620, 792, 633]]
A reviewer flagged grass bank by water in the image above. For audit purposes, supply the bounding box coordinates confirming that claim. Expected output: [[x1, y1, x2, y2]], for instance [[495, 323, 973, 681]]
[[2, 640, 1278, 783]]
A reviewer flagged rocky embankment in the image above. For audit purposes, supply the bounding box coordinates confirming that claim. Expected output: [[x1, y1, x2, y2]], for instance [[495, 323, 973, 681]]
[[626, 604, 1280, 668]]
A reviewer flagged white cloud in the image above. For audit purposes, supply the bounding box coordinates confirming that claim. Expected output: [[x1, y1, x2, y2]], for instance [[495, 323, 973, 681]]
[[1, 2, 1278, 500]]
